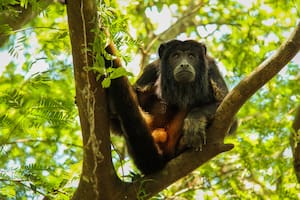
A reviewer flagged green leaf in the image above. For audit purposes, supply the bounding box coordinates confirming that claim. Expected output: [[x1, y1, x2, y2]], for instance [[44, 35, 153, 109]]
[[101, 77, 111, 88], [109, 67, 133, 79]]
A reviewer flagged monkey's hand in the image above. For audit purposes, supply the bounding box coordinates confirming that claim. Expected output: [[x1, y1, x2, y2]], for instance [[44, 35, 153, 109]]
[[180, 108, 208, 151]]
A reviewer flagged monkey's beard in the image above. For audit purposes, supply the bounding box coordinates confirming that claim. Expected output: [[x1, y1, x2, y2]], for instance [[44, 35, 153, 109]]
[[155, 71, 211, 109]]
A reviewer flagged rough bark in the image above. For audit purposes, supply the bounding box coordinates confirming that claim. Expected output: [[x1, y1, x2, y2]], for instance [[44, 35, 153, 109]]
[[66, 1, 123, 199]]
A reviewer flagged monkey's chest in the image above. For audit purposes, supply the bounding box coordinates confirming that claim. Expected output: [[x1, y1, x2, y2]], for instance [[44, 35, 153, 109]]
[[149, 101, 180, 128]]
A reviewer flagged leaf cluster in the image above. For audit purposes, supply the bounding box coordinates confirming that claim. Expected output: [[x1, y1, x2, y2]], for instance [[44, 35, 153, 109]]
[[0, 62, 81, 199]]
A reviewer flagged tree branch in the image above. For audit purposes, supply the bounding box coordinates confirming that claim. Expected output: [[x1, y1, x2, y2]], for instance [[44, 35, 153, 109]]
[[66, 1, 122, 199], [0, 0, 53, 47], [145, 0, 204, 52], [140, 0, 204, 68], [209, 22, 300, 141], [124, 143, 233, 199]]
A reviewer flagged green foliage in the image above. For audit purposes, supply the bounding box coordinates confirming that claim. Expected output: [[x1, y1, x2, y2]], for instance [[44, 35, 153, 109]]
[[0, 3, 81, 198], [0, 0, 19, 10], [0, 67, 81, 199], [0, 0, 300, 199], [102, 67, 133, 88]]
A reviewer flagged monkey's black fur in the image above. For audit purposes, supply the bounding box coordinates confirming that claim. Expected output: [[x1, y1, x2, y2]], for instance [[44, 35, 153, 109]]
[[109, 40, 233, 174]]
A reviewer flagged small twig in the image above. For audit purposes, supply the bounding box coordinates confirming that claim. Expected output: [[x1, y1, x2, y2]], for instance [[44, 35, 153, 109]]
[[1, 138, 82, 148]]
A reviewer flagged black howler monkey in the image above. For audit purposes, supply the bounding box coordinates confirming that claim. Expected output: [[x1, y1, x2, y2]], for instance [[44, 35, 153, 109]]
[[135, 40, 229, 155], [108, 40, 232, 174]]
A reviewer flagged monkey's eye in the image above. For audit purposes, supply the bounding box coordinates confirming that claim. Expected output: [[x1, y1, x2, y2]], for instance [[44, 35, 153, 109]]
[[171, 53, 180, 59], [188, 53, 196, 59]]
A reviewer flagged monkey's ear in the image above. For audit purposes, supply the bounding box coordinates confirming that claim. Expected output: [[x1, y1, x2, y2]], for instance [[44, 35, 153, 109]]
[[201, 43, 207, 55], [158, 43, 167, 58], [159, 40, 181, 58]]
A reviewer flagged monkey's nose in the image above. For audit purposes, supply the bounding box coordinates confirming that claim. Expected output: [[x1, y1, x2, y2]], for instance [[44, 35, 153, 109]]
[[180, 64, 190, 69]]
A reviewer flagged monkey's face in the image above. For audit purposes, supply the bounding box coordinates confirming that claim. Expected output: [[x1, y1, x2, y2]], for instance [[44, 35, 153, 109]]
[[169, 50, 198, 83], [158, 40, 208, 84], [156, 40, 210, 107]]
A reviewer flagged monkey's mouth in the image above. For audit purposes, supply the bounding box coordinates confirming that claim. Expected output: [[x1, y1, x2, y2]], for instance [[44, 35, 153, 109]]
[[174, 71, 195, 83]]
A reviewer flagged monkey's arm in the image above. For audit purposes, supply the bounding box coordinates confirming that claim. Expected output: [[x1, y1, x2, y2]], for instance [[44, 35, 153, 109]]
[[134, 59, 160, 89], [180, 103, 218, 151], [134, 59, 161, 112], [179, 58, 236, 151]]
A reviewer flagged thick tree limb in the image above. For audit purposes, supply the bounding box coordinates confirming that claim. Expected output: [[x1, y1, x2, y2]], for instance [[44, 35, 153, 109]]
[[122, 143, 233, 199], [209, 22, 300, 141], [66, 1, 122, 200]]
